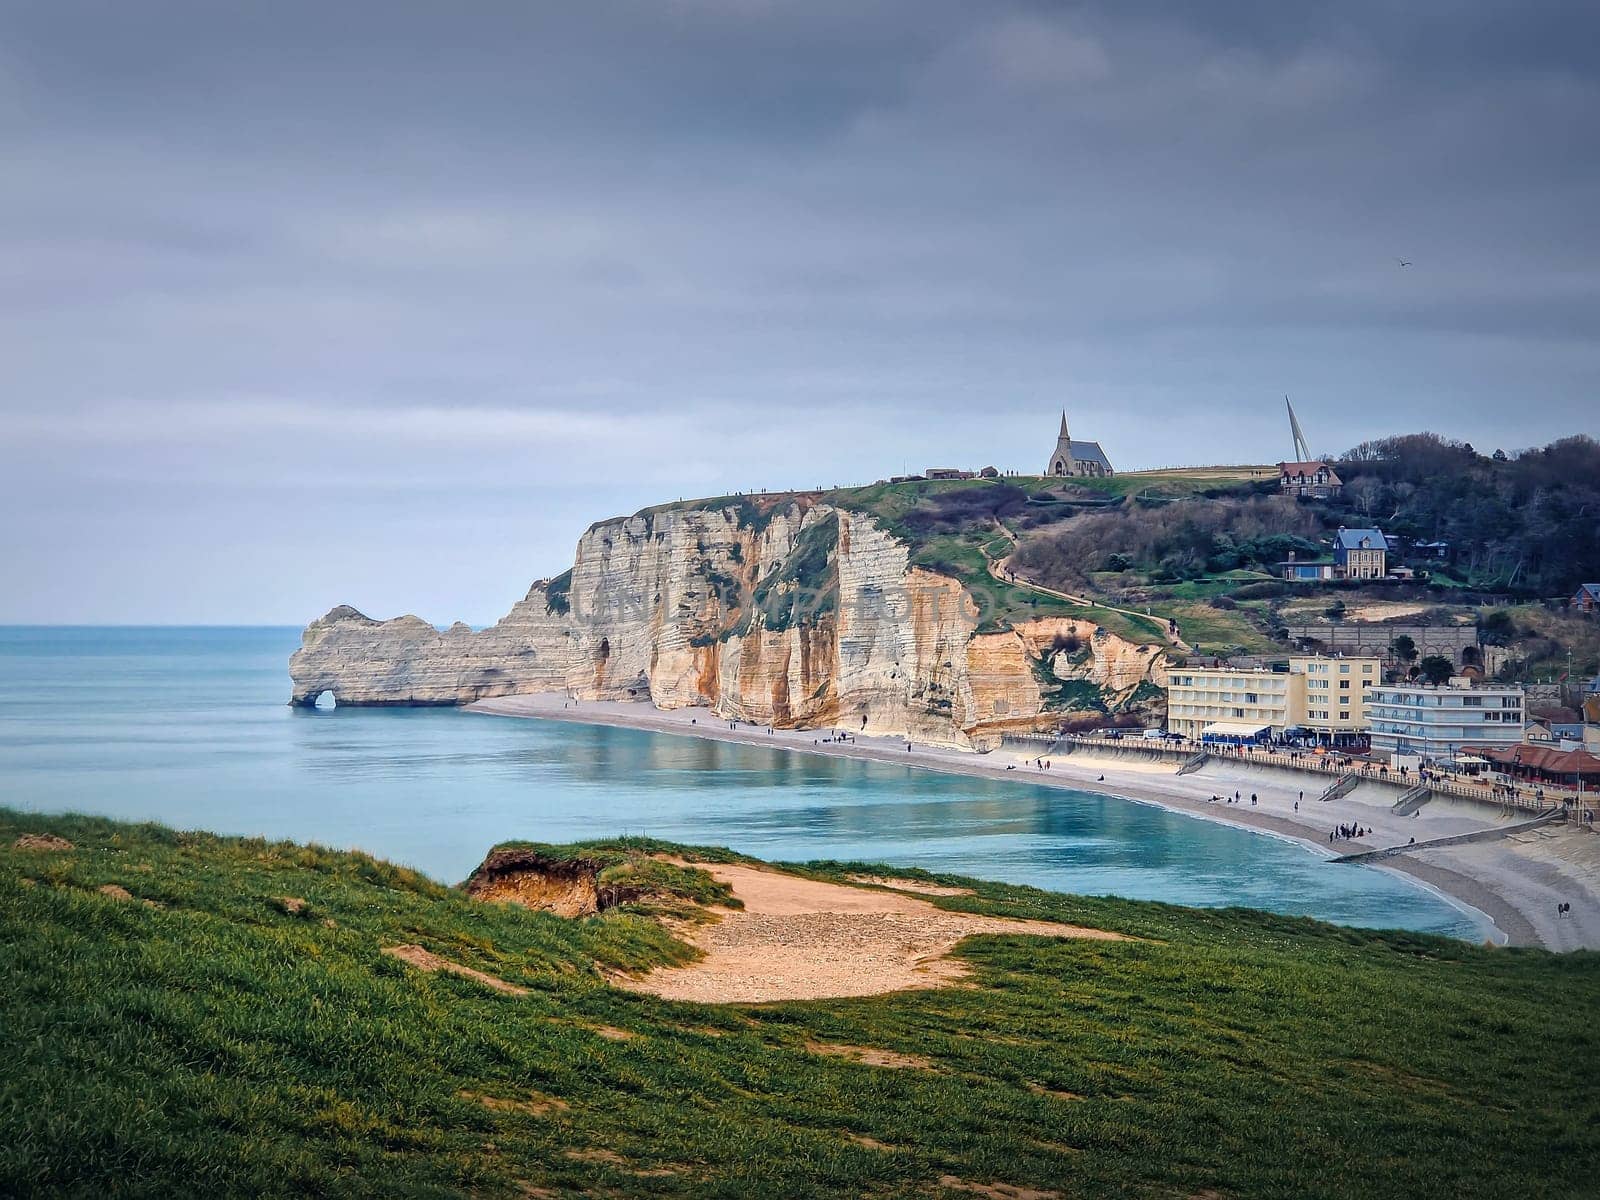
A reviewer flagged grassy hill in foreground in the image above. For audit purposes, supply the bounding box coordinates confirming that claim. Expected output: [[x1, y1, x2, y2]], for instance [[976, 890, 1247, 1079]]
[[4, 809, 1598, 1199]]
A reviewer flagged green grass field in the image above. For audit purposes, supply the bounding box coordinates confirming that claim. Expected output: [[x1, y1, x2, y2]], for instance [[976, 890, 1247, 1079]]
[[4, 809, 1597, 1199]]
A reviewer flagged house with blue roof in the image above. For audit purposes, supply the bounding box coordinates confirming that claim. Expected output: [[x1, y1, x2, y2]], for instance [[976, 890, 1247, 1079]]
[[1574, 583, 1600, 614], [1333, 527, 1389, 580]]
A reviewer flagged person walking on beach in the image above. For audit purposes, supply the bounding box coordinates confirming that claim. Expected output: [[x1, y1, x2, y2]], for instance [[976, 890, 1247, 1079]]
[[1250, 793, 1257, 806]]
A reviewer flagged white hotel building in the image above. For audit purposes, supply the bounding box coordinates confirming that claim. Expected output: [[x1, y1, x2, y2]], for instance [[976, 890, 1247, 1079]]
[[1365, 680, 1526, 762]]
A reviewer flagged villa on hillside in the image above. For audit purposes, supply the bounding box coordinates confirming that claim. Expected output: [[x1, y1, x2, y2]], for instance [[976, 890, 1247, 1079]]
[[1278, 461, 1342, 499], [1276, 526, 1392, 584], [1574, 583, 1600, 613], [1334, 527, 1389, 580]]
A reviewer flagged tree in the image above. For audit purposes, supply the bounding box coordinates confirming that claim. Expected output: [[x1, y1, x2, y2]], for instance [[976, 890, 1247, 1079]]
[[1349, 478, 1384, 518], [1479, 609, 1516, 646], [1419, 655, 1454, 686], [1391, 634, 1418, 665], [1325, 600, 1346, 622]]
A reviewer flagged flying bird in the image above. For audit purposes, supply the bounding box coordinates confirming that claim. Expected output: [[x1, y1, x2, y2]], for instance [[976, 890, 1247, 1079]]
[[1396, 258, 1413, 267]]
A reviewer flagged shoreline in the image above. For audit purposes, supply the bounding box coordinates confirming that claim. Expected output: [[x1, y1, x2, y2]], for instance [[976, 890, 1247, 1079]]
[[466, 695, 1600, 950]]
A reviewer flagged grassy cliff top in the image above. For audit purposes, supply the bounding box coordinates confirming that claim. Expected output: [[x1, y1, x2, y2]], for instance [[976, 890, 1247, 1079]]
[[4, 808, 1597, 1198]]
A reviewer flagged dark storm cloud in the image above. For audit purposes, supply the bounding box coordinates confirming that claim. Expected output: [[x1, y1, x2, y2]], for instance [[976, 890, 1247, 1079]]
[[2, 1, 1596, 621]]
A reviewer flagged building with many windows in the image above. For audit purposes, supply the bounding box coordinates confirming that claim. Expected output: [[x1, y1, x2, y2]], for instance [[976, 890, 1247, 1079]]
[[1288, 655, 1382, 742], [1365, 680, 1526, 762], [1277, 461, 1342, 499], [1164, 655, 1382, 743], [1333, 527, 1389, 580], [1165, 667, 1293, 742]]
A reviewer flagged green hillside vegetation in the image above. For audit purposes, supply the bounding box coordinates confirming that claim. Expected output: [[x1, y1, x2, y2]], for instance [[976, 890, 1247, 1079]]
[[622, 434, 1600, 668], [1482, 603, 1600, 682], [1331, 433, 1600, 594], [5, 810, 1598, 1199]]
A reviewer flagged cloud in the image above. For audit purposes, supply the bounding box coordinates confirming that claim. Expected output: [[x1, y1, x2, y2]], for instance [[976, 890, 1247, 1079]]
[[982, 17, 1112, 90], [2, 0, 1596, 621]]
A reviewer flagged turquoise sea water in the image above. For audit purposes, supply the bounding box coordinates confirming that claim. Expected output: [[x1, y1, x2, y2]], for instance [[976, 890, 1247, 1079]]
[[0, 626, 1491, 939]]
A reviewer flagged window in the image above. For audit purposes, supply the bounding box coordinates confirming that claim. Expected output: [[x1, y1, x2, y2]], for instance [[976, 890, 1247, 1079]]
[[1340, 664, 1350, 674], [1339, 681, 1350, 690]]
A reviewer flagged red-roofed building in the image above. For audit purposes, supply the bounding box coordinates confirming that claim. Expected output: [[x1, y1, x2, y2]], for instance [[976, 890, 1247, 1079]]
[[1463, 743, 1600, 789], [1278, 461, 1342, 500]]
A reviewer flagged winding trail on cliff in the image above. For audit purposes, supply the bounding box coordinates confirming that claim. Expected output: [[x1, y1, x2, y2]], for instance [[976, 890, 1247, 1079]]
[[982, 521, 1190, 654]]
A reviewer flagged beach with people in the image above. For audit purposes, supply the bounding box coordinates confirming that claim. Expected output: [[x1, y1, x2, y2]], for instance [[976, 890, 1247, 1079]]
[[469, 692, 1600, 952]]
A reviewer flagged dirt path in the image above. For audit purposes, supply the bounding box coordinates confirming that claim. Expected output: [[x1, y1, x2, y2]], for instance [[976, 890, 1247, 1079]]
[[983, 535, 1189, 653], [614, 862, 1127, 1004]]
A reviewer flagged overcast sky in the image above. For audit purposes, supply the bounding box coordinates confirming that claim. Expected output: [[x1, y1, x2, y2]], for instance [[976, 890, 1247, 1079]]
[[3, 1, 1596, 624]]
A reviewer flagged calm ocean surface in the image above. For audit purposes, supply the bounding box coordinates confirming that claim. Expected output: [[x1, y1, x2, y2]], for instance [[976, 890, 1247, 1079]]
[[0, 626, 1490, 939]]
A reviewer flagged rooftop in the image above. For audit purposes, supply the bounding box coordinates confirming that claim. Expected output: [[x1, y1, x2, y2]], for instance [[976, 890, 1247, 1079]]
[[1335, 527, 1390, 552]]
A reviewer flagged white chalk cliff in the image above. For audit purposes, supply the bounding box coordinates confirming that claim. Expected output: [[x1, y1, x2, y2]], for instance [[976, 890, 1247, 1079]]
[[290, 499, 1167, 748]]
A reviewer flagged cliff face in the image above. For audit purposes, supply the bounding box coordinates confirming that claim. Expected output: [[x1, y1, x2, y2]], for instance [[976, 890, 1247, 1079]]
[[290, 499, 1167, 747], [289, 593, 571, 706]]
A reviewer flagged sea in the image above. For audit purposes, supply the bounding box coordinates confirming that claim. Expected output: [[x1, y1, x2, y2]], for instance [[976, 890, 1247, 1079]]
[[0, 626, 1492, 940]]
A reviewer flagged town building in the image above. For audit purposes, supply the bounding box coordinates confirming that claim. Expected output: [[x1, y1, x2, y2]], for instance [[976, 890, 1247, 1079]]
[[1276, 527, 1393, 583], [1333, 527, 1388, 580], [1277, 461, 1342, 499], [1279, 553, 1337, 582], [1574, 583, 1600, 613], [1045, 412, 1114, 478], [924, 468, 975, 480], [1461, 743, 1600, 792], [1289, 655, 1382, 742], [1165, 666, 1293, 742], [1164, 654, 1381, 744], [1366, 679, 1526, 762]]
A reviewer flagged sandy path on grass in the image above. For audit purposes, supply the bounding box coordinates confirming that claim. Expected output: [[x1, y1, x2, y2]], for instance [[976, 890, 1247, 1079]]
[[613, 862, 1127, 1004]]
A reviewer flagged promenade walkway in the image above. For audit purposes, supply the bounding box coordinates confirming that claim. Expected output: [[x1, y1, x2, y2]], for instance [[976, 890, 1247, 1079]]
[[1019, 732, 1586, 819]]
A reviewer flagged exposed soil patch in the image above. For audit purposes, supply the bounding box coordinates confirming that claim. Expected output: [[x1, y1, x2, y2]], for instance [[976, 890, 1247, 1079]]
[[14, 833, 73, 851], [96, 884, 133, 901], [805, 1040, 933, 1070], [460, 1090, 568, 1116], [466, 850, 605, 917], [615, 862, 1127, 1003], [276, 896, 307, 914], [938, 1177, 1064, 1200], [381, 944, 529, 995], [847, 874, 974, 896], [586, 1024, 637, 1042]]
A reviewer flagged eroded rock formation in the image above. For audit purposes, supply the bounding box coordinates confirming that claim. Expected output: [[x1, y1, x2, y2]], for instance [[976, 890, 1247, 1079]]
[[290, 499, 1168, 747]]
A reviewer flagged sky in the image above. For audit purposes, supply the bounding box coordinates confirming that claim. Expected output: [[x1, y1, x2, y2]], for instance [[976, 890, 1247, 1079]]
[[3, 1, 1597, 624]]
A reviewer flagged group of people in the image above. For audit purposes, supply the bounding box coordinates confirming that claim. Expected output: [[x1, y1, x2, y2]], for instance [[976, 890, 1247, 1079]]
[[1330, 823, 1370, 842], [1206, 790, 1261, 806]]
